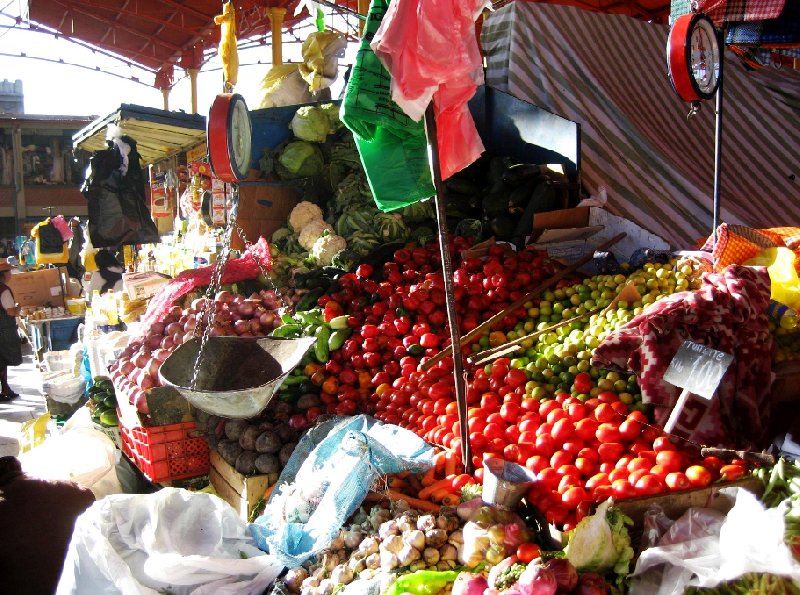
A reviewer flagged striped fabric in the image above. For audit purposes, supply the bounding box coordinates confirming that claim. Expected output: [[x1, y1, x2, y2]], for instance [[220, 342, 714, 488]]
[[482, 2, 800, 248], [671, 0, 786, 23]]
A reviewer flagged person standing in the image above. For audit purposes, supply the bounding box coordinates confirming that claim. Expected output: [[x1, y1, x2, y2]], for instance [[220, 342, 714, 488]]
[[0, 259, 21, 401]]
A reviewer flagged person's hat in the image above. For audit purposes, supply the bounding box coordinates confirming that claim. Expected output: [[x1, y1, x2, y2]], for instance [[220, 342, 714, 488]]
[[0, 259, 13, 273]]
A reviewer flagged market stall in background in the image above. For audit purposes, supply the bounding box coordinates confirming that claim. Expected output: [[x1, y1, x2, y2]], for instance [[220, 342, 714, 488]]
[[4, 0, 800, 594]]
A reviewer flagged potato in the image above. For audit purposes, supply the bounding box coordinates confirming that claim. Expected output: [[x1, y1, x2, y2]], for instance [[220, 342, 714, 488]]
[[275, 422, 295, 443], [255, 431, 282, 454], [254, 453, 280, 474], [206, 414, 222, 435], [224, 419, 248, 441], [217, 439, 243, 466], [279, 441, 297, 467], [193, 409, 210, 429], [296, 393, 321, 410], [239, 425, 262, 451], [235, 450, 258, 475]]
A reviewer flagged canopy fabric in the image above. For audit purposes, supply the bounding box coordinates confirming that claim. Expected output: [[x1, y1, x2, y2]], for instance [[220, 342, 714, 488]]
[[517, 0, 670, 23], [482, 2, 800, 248], [26, 0, 358, 77]]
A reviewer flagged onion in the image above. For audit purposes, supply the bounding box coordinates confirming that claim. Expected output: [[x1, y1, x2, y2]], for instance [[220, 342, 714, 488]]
[[575, 572, 608, 595], [191, 298, 207, 311], [147, 334, 162, 350], [239, 332, 254, 338], [165, 322, 182, 336], [215, 290, 233, 304], [169, 305, 183, 318], [249, 319, 262, 333], [237, 302, 254, 318], [120, 360, 136, 376], [542, 559, 578, 593], [231, 294, 243, 305], [134, 391, 149, 414], [153, 349, 171, 362], [133, 352, 149, 369], [259, 312, 275, 327], [150, 322, 166, 336], [172, 332, 183, 346], [183, 317, 197, 332], [162, 315, 177, 326], [234, 319, 250, 335], [140, 374, 156, 391], [182, 332, 194, 344], [160, 335, 175, 350], [147, 358, 161, 378], [183, 307, 195, 317], [209, 326, 224, 337]]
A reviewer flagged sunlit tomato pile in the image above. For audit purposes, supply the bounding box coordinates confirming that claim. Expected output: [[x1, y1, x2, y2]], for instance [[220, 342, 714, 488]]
[[315, 238, 558, 417], [108, 289, 286, 417]]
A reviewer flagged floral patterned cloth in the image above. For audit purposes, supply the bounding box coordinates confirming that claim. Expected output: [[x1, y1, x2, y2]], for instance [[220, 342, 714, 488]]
[[593, 265, 773, 448]]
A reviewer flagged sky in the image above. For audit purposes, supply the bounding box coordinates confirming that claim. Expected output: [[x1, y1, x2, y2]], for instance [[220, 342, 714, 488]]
[[0, 1, 356, 119]]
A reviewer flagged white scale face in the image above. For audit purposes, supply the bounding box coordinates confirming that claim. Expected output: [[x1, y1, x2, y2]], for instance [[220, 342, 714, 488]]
[[230, 98, 252, 176], [690, 19, 720, 96]]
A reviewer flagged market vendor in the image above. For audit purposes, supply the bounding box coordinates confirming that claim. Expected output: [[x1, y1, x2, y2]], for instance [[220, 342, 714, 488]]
[[0, 456, 95, 594], [0, 259, 22, 402]]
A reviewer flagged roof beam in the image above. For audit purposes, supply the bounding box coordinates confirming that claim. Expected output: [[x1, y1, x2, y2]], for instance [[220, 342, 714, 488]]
[[59, 0, 195, 36]]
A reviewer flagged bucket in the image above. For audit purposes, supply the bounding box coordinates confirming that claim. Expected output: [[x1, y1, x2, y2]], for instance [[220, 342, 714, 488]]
[[159, 335, 316, 419], [482, 455, 537, 509]]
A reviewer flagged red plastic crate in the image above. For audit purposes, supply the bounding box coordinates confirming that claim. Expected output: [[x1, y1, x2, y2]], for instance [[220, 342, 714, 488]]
[[120, 418, 210, 483]]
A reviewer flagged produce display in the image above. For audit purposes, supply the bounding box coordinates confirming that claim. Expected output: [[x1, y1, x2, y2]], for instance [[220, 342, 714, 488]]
[[86, 376, 119, 428]]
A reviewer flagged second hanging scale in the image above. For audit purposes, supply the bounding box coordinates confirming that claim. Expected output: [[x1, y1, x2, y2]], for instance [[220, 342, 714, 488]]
[[160, 93, 315, 419]]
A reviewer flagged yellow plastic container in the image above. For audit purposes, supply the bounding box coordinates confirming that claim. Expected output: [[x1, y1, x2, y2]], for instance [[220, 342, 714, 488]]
[[65, 298, 87, 315]]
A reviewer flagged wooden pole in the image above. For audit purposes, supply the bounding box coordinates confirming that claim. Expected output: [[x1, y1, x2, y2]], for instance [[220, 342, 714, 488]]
[[358, 0, 369, 35], [161, 88, 170, 111], [188, 68, 199, 114], [424, 104, 472, 474], [270, 8, 287, 66]]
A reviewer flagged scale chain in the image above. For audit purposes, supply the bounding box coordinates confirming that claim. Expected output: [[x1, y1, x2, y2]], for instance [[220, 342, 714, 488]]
[[190, 186, 240, 390], [233, 224, 292, 312]]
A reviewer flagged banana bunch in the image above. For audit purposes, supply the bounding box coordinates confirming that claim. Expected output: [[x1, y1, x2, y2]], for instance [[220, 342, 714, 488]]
[[119, 293, 148, 324]]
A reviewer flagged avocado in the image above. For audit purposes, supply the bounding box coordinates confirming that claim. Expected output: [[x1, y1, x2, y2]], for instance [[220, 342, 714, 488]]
[[99, 410, 119, 427]]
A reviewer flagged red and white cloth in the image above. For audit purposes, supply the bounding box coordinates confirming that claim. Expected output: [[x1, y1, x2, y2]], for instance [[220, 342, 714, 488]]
[[592, 265, 773, 448], [700, 0, 787, 24]]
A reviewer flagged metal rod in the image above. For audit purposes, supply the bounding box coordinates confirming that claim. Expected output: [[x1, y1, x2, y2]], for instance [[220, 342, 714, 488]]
[[712, 27, 725, 248], [424, 104, 472, 474]]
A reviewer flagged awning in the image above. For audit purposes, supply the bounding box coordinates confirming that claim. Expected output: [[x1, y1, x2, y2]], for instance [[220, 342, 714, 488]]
[[73, 104, 206, 166]]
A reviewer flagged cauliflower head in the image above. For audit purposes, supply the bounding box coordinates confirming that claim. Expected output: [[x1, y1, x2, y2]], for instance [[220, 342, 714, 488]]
[[298, 219, 334, 250], [288, 201, 324, 233], [311, 234, 347, 266]]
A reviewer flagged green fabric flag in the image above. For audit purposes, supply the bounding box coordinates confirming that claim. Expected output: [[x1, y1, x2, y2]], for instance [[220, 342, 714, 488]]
[[340, 0, 435, 212]]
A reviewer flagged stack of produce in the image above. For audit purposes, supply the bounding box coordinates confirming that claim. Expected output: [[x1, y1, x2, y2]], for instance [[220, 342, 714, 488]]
[[86, 376, 119, 428]]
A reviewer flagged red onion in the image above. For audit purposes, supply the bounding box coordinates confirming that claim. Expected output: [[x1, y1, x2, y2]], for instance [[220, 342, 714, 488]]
[[451, 572, 488, 595], [239, 332, 254, 338], [165, 322, 182, 337], [153, 349, 171, 362], [249, 292, 261, 301], [237, 302, 255, 318], [542, 559, 578, 593], [191, 298, 206, 311], [249, 319, 262, 333], [209, 326, 224, 337], [259, 312, 275, 327], [150, 322, 166, 336], [182, 332, 194, 344], [518, 563, 557, 595], [575, 573, 609, 595], [134, 391, 149, 414], [183, 307, 195, 317], [183, 318, 197, 332], [160, 335, 175, 350], [172, 332, 183, 346], [234, 319, 250, 335], [147, 335, 162, 350], [169, 305, 182, 318], [133, 353, 149, 369], [215, 290, 233, 303], [147, 358, 161, 378], [120, 360, 135, 376]]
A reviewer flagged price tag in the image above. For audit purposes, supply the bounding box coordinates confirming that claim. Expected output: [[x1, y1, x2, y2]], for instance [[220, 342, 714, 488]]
[[663, 340, 734, 400]]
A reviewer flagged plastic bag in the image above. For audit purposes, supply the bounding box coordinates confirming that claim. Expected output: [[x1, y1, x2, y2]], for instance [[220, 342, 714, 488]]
[[370, 0, 488, 179], [298, 31, 347, 93], [18, 425, 119, 498], [32, 219, 69, 264], [81, 134, 160, 248], [745, 246, 800, 309], [57, 488, 284, 595], [629, 489, 800, 594], [340, 0, 435, 212], [258, 64, 314, 108], [18, 412, 50, 454], [249, 414, 434, 568], [458, 503, 531, 567]]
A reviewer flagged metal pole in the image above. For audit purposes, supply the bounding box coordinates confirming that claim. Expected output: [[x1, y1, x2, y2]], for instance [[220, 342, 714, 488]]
[[712, 28, 724, 247], [424, 104, 472, 474], [188, 69, 199, 114], [270, 8, 287, 66]]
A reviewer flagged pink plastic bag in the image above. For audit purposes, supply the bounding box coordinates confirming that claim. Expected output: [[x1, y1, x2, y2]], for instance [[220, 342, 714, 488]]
[[51, 214, 74, 241], [371, 0, 489, 179]]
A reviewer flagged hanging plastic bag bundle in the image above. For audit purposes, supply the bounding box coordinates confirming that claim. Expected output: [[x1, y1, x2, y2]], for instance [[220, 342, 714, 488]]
[[340, 0, 435, 212]]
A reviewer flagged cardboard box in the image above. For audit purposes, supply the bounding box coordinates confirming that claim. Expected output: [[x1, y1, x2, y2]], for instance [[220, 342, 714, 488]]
[[531, 206, 591, 237], [123, 271, 170, 301], [209, 450, 278, 522], [7, 267, 66, 307], [231, 183, 301, 251]]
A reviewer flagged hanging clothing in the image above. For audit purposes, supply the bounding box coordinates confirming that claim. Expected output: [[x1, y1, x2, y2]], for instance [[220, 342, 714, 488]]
[[31, 219, 68, 265]]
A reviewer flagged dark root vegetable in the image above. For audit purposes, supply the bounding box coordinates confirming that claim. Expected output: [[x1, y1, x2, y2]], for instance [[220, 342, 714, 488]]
[[543, 559, 578, 593], [575, 572, 609, 595]]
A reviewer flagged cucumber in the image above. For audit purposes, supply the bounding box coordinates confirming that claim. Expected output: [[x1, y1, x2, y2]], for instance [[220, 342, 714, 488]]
[[271, 323, 302, 338]]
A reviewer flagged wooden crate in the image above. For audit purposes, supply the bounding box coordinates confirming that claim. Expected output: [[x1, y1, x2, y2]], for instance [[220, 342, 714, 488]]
[[209, 450, 279, 522]]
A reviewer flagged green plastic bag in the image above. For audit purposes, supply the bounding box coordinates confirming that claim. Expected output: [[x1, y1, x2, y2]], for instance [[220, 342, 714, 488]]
[[340, 0, 435, 212]]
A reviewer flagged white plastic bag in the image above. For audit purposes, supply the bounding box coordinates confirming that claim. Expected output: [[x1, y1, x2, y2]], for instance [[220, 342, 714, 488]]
[[629, 489, 800, 594], [57, 488, 284, 595], [18, 425, 119, 498]]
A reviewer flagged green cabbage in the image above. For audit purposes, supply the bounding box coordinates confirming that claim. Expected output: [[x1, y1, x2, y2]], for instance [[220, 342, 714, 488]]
[[455, 218, 483, 241], [276, 141, 325, 179], [290, 106, 330, 143], [412, 225, 436, 247], [320, 103, 343, 132], [565, 499, 634, 576], [375, 212, 410, 242]]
